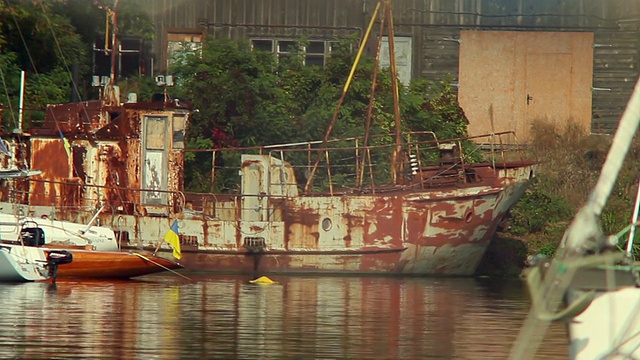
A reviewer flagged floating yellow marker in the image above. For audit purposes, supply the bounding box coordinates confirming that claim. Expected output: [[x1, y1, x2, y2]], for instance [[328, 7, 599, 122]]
[[249, 276, 275, 285]]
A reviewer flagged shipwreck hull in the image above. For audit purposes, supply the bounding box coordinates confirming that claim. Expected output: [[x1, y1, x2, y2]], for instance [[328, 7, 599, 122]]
[[0, 163, 532, 276]]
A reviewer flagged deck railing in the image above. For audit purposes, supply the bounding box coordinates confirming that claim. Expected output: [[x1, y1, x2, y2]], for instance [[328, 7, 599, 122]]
[[3, 131, 527, 220]]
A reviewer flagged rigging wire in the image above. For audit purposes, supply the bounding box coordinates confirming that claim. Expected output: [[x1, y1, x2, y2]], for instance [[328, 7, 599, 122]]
[[3, 0, 91, 180], [0, 61, 16, 128]]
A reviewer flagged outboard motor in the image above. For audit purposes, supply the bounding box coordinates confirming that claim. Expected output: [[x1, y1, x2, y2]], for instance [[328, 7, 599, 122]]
[[20, 227, 45, 246], [46, 250, 73, 280], [20, 221, 45, 247]]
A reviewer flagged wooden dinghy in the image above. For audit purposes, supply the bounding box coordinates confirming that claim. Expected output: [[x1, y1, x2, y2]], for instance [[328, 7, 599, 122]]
[[43, 247, 182, 279]]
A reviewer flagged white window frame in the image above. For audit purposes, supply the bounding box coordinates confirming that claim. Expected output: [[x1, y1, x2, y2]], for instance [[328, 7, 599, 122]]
[[250, 39, 334, 67]]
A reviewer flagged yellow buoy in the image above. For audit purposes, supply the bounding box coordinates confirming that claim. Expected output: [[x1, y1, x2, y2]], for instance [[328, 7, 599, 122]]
[[249, 276, 275, 285]]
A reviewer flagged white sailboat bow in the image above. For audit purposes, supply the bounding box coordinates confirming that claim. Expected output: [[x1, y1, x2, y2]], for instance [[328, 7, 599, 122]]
[[509, 77, 640, 359]]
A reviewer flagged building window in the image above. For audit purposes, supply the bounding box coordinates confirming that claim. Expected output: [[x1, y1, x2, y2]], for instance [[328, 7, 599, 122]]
[[251, 39, 333, 67], [379, 36, 413, 86], [166, 30, 204, 70]]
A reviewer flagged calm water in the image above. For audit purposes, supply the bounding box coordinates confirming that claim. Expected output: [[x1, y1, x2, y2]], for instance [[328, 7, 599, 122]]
[[0, 274, 567, 359]]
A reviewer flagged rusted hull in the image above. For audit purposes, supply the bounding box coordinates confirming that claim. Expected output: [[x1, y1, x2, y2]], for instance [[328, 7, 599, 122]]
[[43, 248, 182, 279], [0, 161, 533, 276], [0, 93, 536, 276], [145, 242, 490, 276], [114, 166, 534, 275]]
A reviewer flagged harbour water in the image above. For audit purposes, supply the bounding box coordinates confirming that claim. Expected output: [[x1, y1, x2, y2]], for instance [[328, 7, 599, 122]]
[[0, 274, 567, 359]]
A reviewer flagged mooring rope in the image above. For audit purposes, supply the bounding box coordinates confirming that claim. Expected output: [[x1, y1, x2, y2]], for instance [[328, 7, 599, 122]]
[[131, 252, 191, 281]]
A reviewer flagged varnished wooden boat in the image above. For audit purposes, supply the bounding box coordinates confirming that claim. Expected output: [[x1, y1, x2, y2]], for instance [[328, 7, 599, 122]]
[[0, 212, 182, 279], [42, 246, 181, 279]]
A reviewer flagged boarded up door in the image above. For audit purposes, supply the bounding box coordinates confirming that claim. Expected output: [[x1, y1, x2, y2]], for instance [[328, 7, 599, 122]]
[[380, 36, 413, 86], [142, 116, 168, 209], [458, 31, 594, 143]]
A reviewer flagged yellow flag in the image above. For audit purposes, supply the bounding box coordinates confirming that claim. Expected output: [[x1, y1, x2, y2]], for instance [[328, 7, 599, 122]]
[[164, 220, 181, 259], [58, 129, 72, 158], [62, 137, 72, 158]]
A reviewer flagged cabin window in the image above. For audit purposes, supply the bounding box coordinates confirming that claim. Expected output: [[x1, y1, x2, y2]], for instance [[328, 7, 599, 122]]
[[172, 115, 185, 149], [145, 116, 167, 150], [250, 39, 334, 67]]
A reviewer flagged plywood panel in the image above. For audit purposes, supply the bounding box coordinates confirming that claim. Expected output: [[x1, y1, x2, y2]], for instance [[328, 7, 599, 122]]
[[458, 31, 519, 137], [459, 30, 593, 143]]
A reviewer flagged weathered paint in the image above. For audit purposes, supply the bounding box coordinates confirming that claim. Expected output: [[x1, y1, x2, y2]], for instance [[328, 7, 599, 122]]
[[0, 95, 536, 276]]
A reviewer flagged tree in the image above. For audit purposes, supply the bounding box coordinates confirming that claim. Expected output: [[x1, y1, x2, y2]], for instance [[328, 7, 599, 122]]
[[170, 36, 472, 191], [0, 0, 88, 128]]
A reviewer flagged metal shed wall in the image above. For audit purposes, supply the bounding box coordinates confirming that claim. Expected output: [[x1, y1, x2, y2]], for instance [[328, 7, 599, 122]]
[[137, 0, 640, 134]]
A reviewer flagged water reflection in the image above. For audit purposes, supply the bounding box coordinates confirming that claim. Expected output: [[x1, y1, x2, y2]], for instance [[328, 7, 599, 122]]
[[0, 275, 567, 359]]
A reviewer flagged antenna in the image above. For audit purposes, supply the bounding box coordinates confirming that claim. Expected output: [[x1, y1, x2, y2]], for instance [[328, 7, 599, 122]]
[[96, 0, 120, 84]]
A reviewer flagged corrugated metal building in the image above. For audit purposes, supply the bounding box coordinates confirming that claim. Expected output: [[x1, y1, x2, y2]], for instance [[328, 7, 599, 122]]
[[136, 0, 640, 137]]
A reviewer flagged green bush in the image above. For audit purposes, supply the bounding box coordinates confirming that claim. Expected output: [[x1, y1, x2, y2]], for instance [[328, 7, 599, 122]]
[[508, 176, 574, 236]]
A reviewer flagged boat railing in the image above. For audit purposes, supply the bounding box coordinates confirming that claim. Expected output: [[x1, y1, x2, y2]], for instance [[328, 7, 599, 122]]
[[2, 131, 526, 220], [180, 131, 527, 213], [7, 178, 187, 218]]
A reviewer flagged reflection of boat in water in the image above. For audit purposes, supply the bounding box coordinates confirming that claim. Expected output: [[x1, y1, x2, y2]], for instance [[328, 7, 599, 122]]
[[0, 1, 535, 276], [510, 79, 640, 359], [0, 275, 557, 359]]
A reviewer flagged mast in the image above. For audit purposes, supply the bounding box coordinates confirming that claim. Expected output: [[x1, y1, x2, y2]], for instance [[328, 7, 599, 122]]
[[385, 0, 403, 185], [106, 0, 120, 84], [303, 2, 381, 193], [96, 0, 120, 105]]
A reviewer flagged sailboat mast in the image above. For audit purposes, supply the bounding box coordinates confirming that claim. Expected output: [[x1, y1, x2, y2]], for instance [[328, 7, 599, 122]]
[[18, 71, 25, 132], [385, 0, 403, 185], [109, 0, 120, 84]]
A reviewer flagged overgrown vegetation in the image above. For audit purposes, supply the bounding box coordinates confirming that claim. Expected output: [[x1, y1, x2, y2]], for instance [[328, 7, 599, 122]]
[[502, 120, 640, 259], [0, 0, 153, 129], [169, 36, 472, 193]]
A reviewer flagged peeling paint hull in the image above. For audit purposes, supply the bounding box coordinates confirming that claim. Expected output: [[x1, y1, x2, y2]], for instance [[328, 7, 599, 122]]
[[0, 165, 533, 276]]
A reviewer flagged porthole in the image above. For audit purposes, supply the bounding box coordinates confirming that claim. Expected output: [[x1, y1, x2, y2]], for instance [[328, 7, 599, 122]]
[[464, 211, 473, 223], [322, 218, 332, 231]]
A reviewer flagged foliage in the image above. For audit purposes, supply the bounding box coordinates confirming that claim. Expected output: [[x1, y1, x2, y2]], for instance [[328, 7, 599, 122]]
[[402, 74, 469, 139], [116, 75, 161, 102], [503, 120, 640, 259], [0, 1, 87, 129], [170, 36, 474, 191], [508, 176, 574, 236], [0, 1, 155, 129]]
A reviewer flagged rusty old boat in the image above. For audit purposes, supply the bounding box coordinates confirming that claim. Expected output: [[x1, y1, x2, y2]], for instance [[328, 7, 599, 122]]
[[0, 1, 535, 276], [0, 94, 535, 275]]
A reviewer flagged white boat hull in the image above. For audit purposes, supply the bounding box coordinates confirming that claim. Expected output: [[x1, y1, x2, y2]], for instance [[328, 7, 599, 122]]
[[0, 245, 50, 282], [0, 212, 118, 251], [569, 286, 640, 359]]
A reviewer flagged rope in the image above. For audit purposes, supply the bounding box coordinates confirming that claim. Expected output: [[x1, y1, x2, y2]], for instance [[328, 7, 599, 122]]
[[131, 252, 191, 281]]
